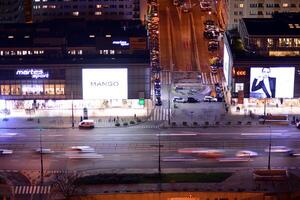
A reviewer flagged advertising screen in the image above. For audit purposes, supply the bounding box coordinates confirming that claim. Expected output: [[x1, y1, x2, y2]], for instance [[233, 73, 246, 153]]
[[223, 45, 230, 86], [250, 67, 295, 98], [82, 68, 128, 99]]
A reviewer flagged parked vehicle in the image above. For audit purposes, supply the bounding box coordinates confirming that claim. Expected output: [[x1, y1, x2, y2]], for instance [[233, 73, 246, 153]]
[[0, 149, 13, 155], [173, 97, 186, 103], [203, 96, 218, 102], [78, 120, 95, 128], [155, 97, 162, 106], [187, 97, 199, 103]]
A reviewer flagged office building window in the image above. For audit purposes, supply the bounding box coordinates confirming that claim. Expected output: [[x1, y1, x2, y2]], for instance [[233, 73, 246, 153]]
[[279, 38, 292, 47], [267, 38, 274, 48], [1, 85, 10, 95]]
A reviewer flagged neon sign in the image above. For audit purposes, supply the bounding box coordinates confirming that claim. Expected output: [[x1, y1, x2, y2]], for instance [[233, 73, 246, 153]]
[[16, 69, 49, 79], [112, 40, 129, 46]]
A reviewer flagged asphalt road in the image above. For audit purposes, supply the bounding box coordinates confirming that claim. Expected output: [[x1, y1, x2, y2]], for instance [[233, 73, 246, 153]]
[[159, 0, 221, 72], [0, 126, 300, 172]]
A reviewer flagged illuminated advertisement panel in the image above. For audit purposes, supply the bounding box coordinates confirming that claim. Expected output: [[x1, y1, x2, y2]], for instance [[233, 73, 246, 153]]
[[223, 45, 230, 86], [250, 67, 295, 98], [82, 68, 128, 99]]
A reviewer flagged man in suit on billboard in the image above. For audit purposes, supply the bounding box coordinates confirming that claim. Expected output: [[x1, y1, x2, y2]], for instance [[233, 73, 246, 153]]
[[251, 67, 276, 98]]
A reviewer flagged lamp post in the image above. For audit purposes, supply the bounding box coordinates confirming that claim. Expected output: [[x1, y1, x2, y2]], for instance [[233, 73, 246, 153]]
[[39, 128, 44, 185], [267, 126, 272, 170], [71, 91, 74, 128]]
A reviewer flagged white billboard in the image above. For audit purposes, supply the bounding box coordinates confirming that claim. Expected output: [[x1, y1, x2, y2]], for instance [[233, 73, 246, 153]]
[[250, 67, 295, 98], [82, 68, 128, 99]]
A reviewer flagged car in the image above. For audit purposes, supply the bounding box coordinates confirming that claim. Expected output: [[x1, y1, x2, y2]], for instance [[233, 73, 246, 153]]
[[173, 97, 186, 103], [187, 97, 199, 103], [78, 119, 95, 128], [0, 149, 13, 155], [155, 97, 162, 106], [203, 96, 217, 102], [198, 149, 225, 158], [236, 150, 258, 158], [264, 146, 292, 153], [35, 148, 54, 154], [154, 89, 161, 96], [204, 20, 215, 26], [199, 1, 212, 10], [70, 146, 96, 153], [296, 121, 300, 129]]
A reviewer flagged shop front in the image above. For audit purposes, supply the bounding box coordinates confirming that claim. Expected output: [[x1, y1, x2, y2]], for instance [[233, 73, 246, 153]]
[[0, 65, 151, 118]]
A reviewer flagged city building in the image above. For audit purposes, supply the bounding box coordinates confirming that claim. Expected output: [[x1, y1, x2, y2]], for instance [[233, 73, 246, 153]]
[[223, 13, 300, 110], [0, 0, 32, 23], [32, 0, 147, 23], [226, 0, 300, 29], [0, 19, 150, 117]]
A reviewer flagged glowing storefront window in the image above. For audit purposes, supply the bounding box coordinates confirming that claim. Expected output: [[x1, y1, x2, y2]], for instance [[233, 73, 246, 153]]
[[294, 38, 300, 47], [279, 38, 293, 47], [269, 51, 300, 56], [45, 84, 55, 95], [1, 85, 10, 95], [11, 85, 21, 95], [22, 85, 43, 95], [267, 38, 274, 48], [55, 84, 65, 95]]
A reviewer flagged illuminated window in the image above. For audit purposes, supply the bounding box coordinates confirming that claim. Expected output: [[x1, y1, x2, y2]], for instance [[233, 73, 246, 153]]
[[282, 3, 288, 8], [1, 85, 10, 95], [95, 11, 102, 15], [294, 38, 300, 47], [55, 84, 65, 95], [44, 84, 55, 95], [99, 50, 103, 54], [239, 3, 244, 8], [103, 50, 109, 54], [255, 39, 261, 48], [267, 38, 274, 48], [109, 50, 115, 54], [235, 83, 244, 92], [11, 85, 21, 95], [72, 11, 79, 16], [279, 38, 292, 47], [96, 4, 101, 8]]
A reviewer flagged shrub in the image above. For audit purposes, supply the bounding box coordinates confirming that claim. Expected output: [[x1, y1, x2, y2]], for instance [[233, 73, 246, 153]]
[[123, 122, 128, 126], [115, 123, 120, 127], [205, 121, 209, 126], [130, 121, 135, 124], [182, 121, 188, 126], [215, 121, 220, 125], [137, 118, 142, 123], [193, 122, 198, 126], [171, 122, 176, 127]]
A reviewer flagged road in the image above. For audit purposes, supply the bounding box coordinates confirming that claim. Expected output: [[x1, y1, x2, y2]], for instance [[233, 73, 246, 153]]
[[159, 0, 221, 72], [0, 126, 300, 172]]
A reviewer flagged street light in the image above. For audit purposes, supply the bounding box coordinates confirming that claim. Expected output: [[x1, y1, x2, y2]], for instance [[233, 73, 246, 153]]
[[267, 126, 272, 170], [39, 128, 44, 185]]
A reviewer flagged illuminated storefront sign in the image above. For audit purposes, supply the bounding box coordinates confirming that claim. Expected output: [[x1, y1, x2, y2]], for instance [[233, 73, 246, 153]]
[[236, 70, 246, 76], [112, 40, 129, 46], [16, 69, 49, 79]]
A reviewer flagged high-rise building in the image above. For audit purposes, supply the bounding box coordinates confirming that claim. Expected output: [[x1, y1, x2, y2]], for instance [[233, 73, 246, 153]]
[[0, 0, 29, 23], [32, 0, 146, 22], [227, 0, 300, 29]]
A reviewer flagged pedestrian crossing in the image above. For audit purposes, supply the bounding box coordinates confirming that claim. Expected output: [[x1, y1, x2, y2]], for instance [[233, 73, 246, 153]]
[[13, 185, 51, 195], [199, 72, 220, 85], [160, 71, 221, 85], [160, 71, 172, 85], [149, 108, 170, 121]]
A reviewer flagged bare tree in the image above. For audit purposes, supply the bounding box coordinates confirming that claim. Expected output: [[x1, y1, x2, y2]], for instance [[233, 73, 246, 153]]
[[52, 171, 85, 198]]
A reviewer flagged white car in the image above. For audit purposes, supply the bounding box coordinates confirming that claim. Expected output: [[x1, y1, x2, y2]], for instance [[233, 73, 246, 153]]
[[236, 150, 258, 158], [71, 146, 95, 153], [203, 96, 218, 102], [78, 120, 95, 128], [0, 149, 13, 155], [264, 146, 292, 153], [199, 1, 212, 10], [173, 97, 186, 103], [35, 148, 54, 154]]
